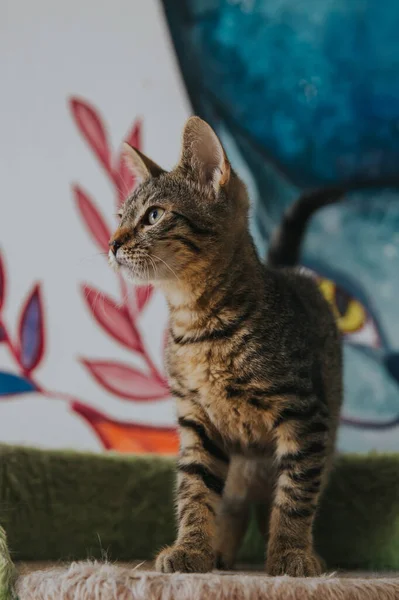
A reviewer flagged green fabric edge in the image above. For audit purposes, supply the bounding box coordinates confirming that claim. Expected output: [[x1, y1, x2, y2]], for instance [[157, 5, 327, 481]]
[[0, 444, 398, 570], [0, 526, 17, 600]]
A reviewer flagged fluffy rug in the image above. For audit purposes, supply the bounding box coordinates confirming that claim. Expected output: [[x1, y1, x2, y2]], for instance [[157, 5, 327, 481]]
[[15, 561, 399, 600]]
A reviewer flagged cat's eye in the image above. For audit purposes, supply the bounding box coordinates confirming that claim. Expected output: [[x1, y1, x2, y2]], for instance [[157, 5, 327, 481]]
[[146, 207, 165, 226], [116, 212, 122, 221]]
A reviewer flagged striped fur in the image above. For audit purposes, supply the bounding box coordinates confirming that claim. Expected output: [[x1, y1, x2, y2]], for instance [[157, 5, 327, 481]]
[[109, 117, 342, 576]]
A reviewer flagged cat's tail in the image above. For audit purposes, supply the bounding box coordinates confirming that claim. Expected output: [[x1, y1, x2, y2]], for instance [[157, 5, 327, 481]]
[[266, 187, 344, 268]]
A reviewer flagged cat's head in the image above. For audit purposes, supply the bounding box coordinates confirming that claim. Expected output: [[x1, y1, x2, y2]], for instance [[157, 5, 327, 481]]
[[108, 117, 249, 286]]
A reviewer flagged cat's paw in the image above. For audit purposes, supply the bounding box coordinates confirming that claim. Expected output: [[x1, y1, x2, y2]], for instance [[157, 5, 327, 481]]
[[266, 548, 324, 577], [155, 545, 214, 573]]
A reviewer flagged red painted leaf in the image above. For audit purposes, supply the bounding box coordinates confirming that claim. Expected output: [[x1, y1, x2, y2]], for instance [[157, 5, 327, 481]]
[[135, 285, 154, 312], [81, 359, 170, 401], [81, 284, 142, 351], [70, 97, 112, 174], [0, 252, 5, 310], [72, 401, 178, 454], [74, 185, 111, 252], [115, 120, 142, 208], [18, 284, 45, 373]]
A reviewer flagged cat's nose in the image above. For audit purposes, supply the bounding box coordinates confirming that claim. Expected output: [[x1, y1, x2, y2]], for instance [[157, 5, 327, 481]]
[[109, 239, 122, 255], [109, 227, 130, 255]]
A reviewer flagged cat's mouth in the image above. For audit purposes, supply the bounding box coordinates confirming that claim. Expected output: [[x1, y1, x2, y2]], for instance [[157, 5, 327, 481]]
[[108, 249, 154, 285], [108, 249, 121, 272]]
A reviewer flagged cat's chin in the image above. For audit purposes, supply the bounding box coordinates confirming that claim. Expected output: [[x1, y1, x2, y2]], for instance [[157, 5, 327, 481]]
[[119, 266, 155, 286], [108, 251, 120, 272]]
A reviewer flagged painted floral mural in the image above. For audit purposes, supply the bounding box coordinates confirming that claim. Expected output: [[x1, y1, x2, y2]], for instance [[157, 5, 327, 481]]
[[0, 99, 178, 454], [1, 95, 397, 454]]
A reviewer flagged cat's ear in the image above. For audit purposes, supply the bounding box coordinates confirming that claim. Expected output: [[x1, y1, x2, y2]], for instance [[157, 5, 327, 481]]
[[179, 116, 230, 191], [123, 143, 165, 184]]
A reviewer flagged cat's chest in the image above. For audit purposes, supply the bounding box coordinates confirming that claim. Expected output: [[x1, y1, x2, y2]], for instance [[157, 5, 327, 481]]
[[166, 339, 275, 448], [167, 342, 229, 395]]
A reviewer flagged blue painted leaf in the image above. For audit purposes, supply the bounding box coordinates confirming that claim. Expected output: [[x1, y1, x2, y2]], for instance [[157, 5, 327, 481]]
[[18, 284, 45, 372], [0, 371, 36, 396]]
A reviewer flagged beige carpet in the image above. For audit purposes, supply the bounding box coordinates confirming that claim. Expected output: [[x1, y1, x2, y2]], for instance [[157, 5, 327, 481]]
[[15, 561, 399, 600]]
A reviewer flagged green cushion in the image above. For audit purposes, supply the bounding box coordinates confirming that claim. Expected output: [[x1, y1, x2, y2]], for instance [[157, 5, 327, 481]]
[[0, 445, 398, 570]]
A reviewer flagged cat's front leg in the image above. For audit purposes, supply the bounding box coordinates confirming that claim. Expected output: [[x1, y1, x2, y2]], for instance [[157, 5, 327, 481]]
[[156, 408, 229, 573], [266, 398, 330, 577]]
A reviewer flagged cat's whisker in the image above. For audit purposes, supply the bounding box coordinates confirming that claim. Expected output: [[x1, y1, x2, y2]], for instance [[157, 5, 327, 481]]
[[93, 287, 103, 313], [115, 286, 130, 309], [143, 251, 158, 282], [149, 258, 158, 283], [143, 263, 152, 298], [149, 252, 180, 282]]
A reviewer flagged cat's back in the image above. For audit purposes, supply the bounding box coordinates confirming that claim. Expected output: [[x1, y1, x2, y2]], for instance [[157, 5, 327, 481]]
[[291, 267, 342, 417], [263, 266, 342, 416], [265, 266, 338, 342]]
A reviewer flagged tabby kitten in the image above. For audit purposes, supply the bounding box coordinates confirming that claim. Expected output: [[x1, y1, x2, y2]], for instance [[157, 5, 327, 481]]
[[109, 117, 342, 576]]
